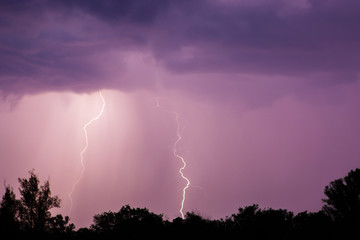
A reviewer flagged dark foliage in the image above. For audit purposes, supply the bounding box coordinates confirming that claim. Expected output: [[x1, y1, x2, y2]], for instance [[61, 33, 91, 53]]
[[90, 205, 164, 238], [292, 211, 332, 239], [1, 168, 360, 239], [225, 204, 294, 239], [17, 170, 61, 232], [0, 170, 72, 239], [0, 184, 20, 232], [322, 168, 360, 238]]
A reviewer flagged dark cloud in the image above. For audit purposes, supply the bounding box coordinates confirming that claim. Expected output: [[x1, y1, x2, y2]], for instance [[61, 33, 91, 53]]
[[53, 0, 170, 24], [153, 0, 360, 74], [0, 0, 359, 97]]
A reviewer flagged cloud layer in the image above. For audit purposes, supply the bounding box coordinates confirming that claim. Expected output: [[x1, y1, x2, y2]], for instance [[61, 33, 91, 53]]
[[1, 0, 359, 99]]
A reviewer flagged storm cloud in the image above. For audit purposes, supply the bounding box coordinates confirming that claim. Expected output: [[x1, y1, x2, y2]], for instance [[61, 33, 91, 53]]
[[1, 0, 359, 100]]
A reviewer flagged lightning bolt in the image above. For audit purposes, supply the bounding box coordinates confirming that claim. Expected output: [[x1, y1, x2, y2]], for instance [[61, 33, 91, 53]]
[[156, 98, 190, 219], [69, 91, 106, 213]]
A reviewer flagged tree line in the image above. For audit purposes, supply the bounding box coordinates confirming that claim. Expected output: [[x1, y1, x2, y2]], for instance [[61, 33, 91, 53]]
[[0, 169, 359, 239]]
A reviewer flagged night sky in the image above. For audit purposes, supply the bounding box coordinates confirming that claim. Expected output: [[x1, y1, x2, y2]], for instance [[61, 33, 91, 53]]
[[1, 0, 360, 228]]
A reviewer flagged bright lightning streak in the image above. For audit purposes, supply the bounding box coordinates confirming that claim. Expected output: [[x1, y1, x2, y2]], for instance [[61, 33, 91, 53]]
[[69, 91, 106, 213], [156, 98, 190, 219]]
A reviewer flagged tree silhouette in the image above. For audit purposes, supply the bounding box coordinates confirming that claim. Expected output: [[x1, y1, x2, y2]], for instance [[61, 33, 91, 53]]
[[183, 211, 222, 239], [256, 208, 293, 239], [91, 205, 164, 238], [2, 168, 360, 239], [17, 170, 61, 232], [0, 170, 74, 238], [322, 168, 360, 224], [292, 211, 332, 239], [226, 204, 294, 239], [49, 214, 75, 234], [228, 204, 260, 231], [322, 168, 360, 237], [0, 184, 20, 232], [91, 211, 116, 232]]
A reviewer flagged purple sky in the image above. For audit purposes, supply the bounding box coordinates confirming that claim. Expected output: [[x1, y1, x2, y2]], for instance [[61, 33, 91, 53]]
[[1, 0, 360, 227]]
